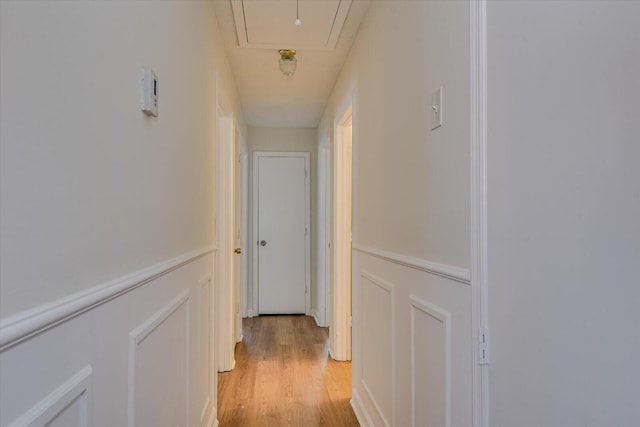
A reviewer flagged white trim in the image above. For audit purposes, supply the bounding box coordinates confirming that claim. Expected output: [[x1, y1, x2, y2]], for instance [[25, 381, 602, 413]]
[[128, 289, 191, 427], [353, 244, 471, 285], [234, 128, 244, 344], [311, 309, 321, 327], [252, 151, 311, 316], [316, 144, 330, 327], [215, 90, 236, 373], [409, 295, 452, 427], [7, 365, 92, 427], [206, 408, 218, 427], [471, 1, 490, 426], [241, 150, 249, 319], [332, 103, 353, 361], [0, 246, 214, 351], [351, 390, 373, 427], [361, 380, 391, 427]]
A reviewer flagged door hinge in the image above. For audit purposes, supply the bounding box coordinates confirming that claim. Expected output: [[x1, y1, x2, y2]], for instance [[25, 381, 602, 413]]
[[305, 227, 308, 236], [305, 168, 307, 178], [479, 327, 490, 365], [348, 315, 352, 327]]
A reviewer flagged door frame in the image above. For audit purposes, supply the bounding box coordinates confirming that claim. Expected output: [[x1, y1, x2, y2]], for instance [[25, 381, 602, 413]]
[[470, 0, 489, 425], [251, 151, 311, 316], [234, 128, 247, 344], [214, 76, 236, 373], [240, 143, 249, 321], [315, 142, 330, 327], [331, 105, 353, 361]]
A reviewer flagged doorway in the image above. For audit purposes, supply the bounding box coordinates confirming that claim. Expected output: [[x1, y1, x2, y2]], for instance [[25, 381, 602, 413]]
[[215, 102, 236, 373], [252, 152, 311, 315]]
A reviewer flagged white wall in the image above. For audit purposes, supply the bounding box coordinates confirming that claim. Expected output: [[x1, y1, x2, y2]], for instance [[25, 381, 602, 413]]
[[319, 1, 473, 425], [488, 1, 640, 426], [0, 1, 242, 425], [245, 127, 318, 317]]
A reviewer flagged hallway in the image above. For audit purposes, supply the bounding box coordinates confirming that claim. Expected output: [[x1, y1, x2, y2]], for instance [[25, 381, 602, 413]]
[[218, 316, 359, 427]]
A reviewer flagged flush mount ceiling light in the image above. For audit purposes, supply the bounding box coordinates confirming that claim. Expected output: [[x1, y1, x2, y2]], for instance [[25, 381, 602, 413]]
[[278, 49, 297, 77]]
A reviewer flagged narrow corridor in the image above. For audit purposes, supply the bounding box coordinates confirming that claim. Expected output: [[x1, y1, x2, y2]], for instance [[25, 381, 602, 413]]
[[218, 316, 359, 426]]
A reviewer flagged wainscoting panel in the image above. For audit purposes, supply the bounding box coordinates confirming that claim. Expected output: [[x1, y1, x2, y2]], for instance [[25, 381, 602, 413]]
[[352, 247, 472, 427], [129, 290, 190, 427], [199, 275, 214, 426], [410, 296, 451, 427], [360, 271, 394, 427], [0, 250, 215, 427], [6, 365, 91, 427]]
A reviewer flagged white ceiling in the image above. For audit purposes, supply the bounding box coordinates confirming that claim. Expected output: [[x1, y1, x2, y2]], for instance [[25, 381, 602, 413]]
[[214, 0, 370, 128]]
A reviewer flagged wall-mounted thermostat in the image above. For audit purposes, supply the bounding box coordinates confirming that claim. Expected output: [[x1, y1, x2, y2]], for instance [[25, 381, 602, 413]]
[[139, 68, 158, 117]]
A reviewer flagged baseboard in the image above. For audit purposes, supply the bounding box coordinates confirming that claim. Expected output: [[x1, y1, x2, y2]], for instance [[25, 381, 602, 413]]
[[311, 310, 320, 327], [351, 389, 373, 427], [207, 407, 218, 427]]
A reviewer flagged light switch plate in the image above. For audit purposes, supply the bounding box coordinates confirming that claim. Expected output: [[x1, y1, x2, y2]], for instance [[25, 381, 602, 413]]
[[431, 86, 443, 130]]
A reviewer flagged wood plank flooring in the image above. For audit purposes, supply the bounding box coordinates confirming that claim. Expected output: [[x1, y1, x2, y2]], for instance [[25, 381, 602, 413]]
[[218, 315, 359, 427]]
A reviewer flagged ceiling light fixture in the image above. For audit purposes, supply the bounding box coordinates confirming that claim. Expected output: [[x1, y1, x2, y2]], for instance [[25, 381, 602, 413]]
[[295, 0, 302, 27], [278, 49, 297, 77]]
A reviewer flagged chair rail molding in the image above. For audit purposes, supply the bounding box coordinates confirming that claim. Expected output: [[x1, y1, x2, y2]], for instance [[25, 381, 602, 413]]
[[0, 246, 215, 352], [353, 243, 471, 285]]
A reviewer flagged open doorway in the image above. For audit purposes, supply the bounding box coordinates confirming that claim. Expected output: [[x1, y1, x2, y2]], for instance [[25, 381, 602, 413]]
[[234, 128, 248, 344], [330, 105, 353, 361], [215, 85, 237, 374]]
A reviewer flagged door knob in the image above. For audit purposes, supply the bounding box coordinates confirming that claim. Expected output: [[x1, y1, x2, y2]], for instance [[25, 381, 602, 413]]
[[234, 248, 241, 254], [260, 240, 267, 246]]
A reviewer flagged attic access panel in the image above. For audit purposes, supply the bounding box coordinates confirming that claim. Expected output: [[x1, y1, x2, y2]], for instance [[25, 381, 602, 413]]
[[231, 0, 352, 50]]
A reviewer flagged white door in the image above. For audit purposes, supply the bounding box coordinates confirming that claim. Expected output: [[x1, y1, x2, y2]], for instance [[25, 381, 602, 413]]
[[255, 153, 309, 314]]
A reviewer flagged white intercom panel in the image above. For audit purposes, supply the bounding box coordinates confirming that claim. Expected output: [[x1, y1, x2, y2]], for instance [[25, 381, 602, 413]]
[[139, 68, 158, 117]]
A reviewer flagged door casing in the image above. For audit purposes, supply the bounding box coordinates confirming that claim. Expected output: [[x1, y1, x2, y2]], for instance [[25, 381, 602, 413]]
[[331, 105, 353, 361]]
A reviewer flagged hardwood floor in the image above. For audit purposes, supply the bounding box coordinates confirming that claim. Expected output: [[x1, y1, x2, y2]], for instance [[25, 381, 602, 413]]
[[218, 315, 359, 427]]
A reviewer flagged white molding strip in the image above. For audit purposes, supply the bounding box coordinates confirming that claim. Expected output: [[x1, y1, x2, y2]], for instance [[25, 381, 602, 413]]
[[0, 246, 215, 352], [470, 1, 490, 426], [207, 408, 218, 427], [361, 380, 391, 427], [8, 365, 92, 427], [351, 390, 374, 427], [353, 244, 471, 285]]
